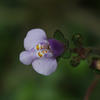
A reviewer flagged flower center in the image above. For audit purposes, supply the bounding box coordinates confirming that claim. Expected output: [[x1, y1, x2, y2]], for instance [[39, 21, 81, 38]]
[[34, 40, 53, 58]]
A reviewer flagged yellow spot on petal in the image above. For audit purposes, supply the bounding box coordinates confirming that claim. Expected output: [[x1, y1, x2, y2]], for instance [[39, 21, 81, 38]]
[[38, 52, 43, 57], [36, 45, 39, 50], [41, 45, 44, 49], [42, 50, 47, 54]]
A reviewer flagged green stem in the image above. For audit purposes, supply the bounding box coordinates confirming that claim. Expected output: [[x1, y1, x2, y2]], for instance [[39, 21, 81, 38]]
[[90, 48, 100, 56], [84, 75, 100, 100]]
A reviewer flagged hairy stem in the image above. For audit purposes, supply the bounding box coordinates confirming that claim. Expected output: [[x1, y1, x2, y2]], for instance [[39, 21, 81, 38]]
[[84, 75, 100, 100]]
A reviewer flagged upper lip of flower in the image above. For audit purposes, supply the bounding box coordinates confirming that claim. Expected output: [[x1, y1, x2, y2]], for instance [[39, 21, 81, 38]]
[[48, 39, 65, 57]]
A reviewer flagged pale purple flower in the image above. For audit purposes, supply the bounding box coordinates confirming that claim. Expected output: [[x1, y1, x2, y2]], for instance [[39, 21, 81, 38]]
[[19, 29, 65, 76]]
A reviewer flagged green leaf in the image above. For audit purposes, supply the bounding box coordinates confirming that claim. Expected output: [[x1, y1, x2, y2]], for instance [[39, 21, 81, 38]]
[[53, 30, 69, 49], [53, 30, 66, 43], [61, 49, 71, 59], [94, 69, 100, 74], [72, 33, 83, 47], [70, 56, 81, 67], [56, 56, 62, 62]]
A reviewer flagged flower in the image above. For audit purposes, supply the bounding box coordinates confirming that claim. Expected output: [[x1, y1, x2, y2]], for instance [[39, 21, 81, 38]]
[[19, 29, 65, 76], [90, 58, 100, 71]]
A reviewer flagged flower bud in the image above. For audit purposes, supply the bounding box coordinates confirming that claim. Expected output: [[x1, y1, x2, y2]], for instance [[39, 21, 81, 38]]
[[90, 58, 100, 71]]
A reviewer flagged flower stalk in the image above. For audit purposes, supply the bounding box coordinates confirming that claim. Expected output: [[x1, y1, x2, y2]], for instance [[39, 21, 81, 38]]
[[84, 75, 100, 100]]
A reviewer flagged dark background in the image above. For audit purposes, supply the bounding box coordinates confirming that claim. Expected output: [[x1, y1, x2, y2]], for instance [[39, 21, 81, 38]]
[[0, 0, 100, 100]]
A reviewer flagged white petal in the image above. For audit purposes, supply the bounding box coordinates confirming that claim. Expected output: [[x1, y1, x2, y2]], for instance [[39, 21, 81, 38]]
[[24, 29, 47, 50], [32, 58, 57, 76], [19, 51, 33, 65]]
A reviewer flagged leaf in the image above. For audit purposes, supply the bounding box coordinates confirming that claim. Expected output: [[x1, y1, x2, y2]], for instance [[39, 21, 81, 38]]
[[53, 30, 66, 43], [72, 33, 83, 47], [94, 69, 100, 74], [70, 56, 81, 67], [61, 49, 71, 59], [53, 30, 69, 49], [56, 56, 62, 62]]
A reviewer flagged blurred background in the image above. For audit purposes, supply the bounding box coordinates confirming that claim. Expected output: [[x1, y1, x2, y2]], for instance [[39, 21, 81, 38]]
[[0, 0, 100, 100]]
